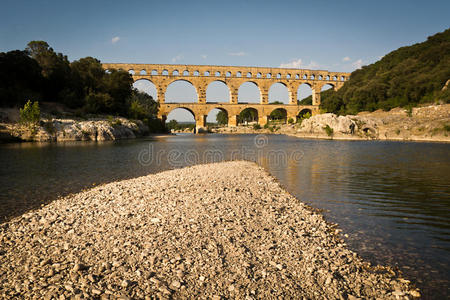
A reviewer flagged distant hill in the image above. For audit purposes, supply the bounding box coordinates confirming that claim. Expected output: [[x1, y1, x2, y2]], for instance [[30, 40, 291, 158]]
[[320, 28, 450, 115]]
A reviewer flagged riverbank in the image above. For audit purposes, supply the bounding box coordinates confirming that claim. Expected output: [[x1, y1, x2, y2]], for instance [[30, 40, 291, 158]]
[[0, 161, 419, 299], [212, 104, 450, 143]]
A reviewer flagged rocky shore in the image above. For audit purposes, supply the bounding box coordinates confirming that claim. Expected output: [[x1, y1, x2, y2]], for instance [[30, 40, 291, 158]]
[[0, 161, 419, 299], [213, 104, 450, 142], [0, 117, 150, 142]]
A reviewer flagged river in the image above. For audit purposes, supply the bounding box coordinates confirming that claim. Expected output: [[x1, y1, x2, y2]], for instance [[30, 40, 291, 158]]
[[0, 134, 449, 299]]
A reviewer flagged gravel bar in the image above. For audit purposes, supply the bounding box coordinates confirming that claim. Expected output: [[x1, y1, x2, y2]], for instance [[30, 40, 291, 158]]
[[0, 161, 419, 299]]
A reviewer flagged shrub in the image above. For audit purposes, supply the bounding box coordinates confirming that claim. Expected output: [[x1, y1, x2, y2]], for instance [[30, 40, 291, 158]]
[[19, 100, 40, 125], [263, 123, 269, 129], [288, 117, 294, 124], [253, 124, 261, 130], [323, 125, 334, 137], [443, 124, 450, 132]]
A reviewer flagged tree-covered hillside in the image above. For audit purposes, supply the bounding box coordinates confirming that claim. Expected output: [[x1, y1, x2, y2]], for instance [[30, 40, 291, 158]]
[[321, 28, 450, 115]]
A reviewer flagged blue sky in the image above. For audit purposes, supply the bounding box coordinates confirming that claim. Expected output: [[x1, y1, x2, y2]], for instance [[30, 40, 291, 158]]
[[1, 0, 449, 121]]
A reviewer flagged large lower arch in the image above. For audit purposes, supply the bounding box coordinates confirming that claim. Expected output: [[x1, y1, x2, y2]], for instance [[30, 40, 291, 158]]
[[297, 83, 312, 105], [238, 82, 261, 104], [206, 80, 230, 103], [165, 107, 196, 132], [269, 107, 288, 123], [206, 107, 228, 125], [268, 82, 290, 104], [238, 107, 258, 124], [165, 79, 198, 103], [133, 79, 157, 100]]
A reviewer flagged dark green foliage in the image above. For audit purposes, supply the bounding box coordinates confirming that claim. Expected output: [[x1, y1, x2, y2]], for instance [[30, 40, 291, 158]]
[[288, 117, 294, 124], [253, 124, 261, 130], [238, 108, 257, 123], [216, 110, 228, 125], [166, 119, 195, 131], [128, 89, 158, 120], [0, 50, 43, 107], [298, 96, 312, 105], [269, 108, 286, 121], [1, 41, 145, 120], [323, 125, 334, 136], [320, 29, 450, 114]]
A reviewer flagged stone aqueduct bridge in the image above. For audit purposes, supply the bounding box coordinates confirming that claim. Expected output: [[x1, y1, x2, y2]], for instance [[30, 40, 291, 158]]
[[102, 63, 350, 129]]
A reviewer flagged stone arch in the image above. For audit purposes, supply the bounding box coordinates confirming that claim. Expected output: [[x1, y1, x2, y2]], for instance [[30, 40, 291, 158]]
[[238, 81, 261, 103], [269, 107, 287, 123], [140, 69, 147, 75], [236, 71, 242, 77], [268, 82, 290, 104], [257, 72, 262, 78], [226, 71, 231, 77], [172, 70, 179, 76], [246, 72, 252, 78], [183, 70, 189, 76], [321, 83, 335, 92], [206, 107, 228, 125], [193, 70, 199, 76], [165, 107, 197, 131], [151, 70, 158, 75], [206, 80, 230, 103], [238, 107, 258, 124], [165, 79, 198, 103], [162, 69, 169, 76], [128, 69, 135, 75], [267, 73, 272, 78], [133, 78, 158, 101], [297, 83, 312, 105], [204, 71, 210, 76], [215, 71, 221, 77]]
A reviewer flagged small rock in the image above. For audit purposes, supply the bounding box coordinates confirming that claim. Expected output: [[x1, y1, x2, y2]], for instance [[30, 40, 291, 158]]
[[170, 280, 181, 289]]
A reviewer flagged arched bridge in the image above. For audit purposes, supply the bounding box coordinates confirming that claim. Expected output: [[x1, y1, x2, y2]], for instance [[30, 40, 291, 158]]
[[102, 63, 350, 129]]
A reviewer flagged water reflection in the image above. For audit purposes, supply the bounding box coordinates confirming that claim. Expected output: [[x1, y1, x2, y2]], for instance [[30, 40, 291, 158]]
[[0, 135, 449, 299]]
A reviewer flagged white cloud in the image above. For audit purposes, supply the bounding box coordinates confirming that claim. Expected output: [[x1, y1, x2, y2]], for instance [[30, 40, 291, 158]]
[[303, 61, 319, 69], [352, 59, 363, 69], [111, 36, 120, 44], [201, 54, 207, 59], [279, 58, 303, 68], [279, 59, 319, 69], [228, 51, 246, 56], [171, 54, 184, 63], [342, 56, 351, 62]]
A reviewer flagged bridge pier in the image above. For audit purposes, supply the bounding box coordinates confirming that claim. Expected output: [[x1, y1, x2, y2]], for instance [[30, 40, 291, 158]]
[[258, 115, 268, 126], [228, 115, 238, 127], [195, 114, 207, 133]]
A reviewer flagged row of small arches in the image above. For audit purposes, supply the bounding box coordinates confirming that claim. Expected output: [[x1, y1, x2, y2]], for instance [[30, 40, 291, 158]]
[[114, 69, 346, 81]]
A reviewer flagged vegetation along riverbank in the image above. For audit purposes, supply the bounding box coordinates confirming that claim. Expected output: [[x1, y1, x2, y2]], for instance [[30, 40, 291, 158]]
[[0, 161, 420, 299]]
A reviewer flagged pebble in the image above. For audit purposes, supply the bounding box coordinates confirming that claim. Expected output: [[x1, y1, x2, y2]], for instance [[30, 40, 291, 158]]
[[0, 161, 415, 299]]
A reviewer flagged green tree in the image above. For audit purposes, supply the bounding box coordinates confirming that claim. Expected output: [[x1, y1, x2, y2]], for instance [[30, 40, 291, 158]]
[[320, 28, 450, 114], [26, 41, 73, 104], [128, 89, 158, 120], [166, 119, 179, 130], [19, 100, 40, 125], [269, 109, 286, 121], [238, 108, 257, 123], [216, 110, 228, 125], [0, 50, 43, 107]]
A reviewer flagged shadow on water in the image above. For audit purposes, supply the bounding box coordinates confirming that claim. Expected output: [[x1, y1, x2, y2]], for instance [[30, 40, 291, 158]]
[[0, 134, 449, 299]]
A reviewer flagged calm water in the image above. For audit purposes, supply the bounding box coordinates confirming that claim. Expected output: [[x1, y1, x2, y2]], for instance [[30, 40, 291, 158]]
[[1, 134, 449, 299]]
